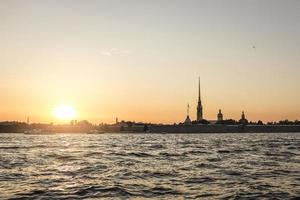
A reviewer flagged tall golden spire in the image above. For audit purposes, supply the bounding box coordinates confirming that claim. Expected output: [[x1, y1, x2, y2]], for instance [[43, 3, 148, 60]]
[[198, 76, 201, 102], [197, 76, 203, 121]]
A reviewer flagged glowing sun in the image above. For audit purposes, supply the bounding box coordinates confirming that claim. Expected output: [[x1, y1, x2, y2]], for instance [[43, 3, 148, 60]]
[[54, 104, 76, 120]]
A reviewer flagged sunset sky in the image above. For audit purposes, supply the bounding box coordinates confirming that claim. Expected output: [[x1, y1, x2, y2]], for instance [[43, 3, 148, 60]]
[[1, 0, 299, 124]]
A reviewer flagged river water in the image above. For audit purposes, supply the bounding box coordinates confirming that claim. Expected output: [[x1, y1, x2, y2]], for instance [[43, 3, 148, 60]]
[[0, 133, 299, 199]]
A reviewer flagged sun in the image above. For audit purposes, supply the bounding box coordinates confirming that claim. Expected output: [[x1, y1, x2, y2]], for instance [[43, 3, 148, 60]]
[[54, 104, 76, 120]]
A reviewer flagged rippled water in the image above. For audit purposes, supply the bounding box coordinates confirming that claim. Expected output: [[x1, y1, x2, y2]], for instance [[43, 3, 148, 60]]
[[0, 133, 300, 199]]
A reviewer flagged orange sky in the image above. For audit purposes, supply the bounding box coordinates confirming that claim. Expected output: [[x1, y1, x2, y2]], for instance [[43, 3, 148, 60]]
[[1, 1, 299, 124]]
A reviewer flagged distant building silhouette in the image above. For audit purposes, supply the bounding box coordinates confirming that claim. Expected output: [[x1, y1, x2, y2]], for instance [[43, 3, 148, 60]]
[[217, 109, 223, 121], [76, 120, 92, 127], [239, 111, 248, 124], [184, 104, 192, 125], [70, 120, 78, 126], [197, 77, 203, 121]]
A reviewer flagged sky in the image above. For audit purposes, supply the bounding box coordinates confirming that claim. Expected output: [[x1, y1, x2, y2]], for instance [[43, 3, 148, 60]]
[[0, 0, 300, 124]]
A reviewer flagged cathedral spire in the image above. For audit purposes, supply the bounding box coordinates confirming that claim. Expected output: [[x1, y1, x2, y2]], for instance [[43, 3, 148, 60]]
[[197, 76, 203, 121], [198, 76, 201, 102]]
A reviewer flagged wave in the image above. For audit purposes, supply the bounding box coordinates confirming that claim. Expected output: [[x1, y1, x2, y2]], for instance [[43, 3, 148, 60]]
[[74, 186, 132, 197], [184, 176, 214, 184]]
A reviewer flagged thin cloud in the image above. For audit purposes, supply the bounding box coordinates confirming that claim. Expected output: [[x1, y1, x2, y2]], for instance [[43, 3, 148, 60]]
[[101, 48, 131, 56]]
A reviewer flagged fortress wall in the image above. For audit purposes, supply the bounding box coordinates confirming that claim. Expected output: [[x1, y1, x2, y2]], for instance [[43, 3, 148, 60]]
[[149, 125, 241, 133], [245, 125, 300, 133], [149, 124, 300, 133]]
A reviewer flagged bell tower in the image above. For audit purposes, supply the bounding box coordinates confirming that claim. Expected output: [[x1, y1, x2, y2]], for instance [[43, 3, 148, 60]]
[[217, 109, 223, 121], [184, 104, 192, 125]]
